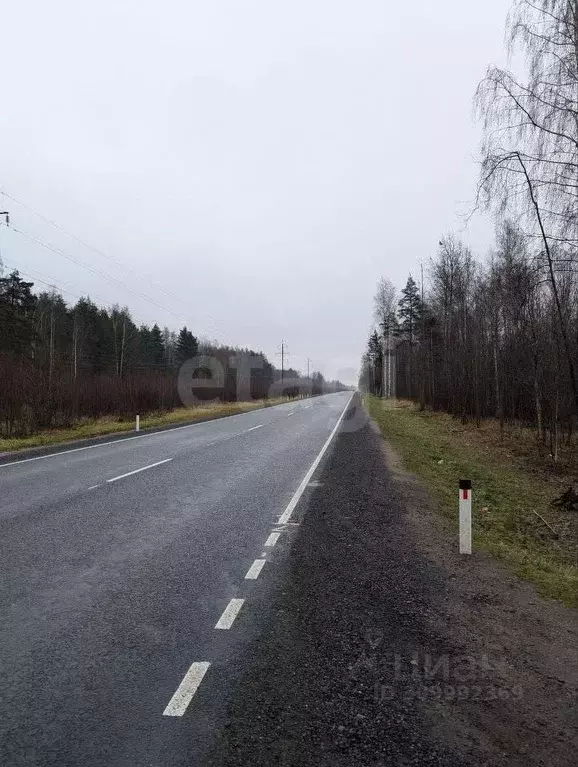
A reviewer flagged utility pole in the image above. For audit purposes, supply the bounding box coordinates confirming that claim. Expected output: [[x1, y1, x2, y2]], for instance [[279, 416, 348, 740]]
[[420, 261, 425, 409], [276, 340, 289, 383]]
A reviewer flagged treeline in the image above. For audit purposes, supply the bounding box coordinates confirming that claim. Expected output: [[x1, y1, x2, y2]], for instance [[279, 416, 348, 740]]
[[360, 0, 577, 457], [0, 270, 337, 436], [361, 225, 577, 452]]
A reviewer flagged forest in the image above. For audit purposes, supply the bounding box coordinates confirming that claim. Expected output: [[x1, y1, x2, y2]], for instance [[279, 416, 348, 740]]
[[360, 0, 577, 459], [0, 274, 333, 438]]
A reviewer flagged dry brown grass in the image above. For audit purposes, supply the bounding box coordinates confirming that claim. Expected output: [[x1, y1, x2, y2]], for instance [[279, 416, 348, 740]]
[[0, 397, 293, 453]]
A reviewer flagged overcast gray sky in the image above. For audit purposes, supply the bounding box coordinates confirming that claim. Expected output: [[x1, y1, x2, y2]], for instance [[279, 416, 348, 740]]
[[1, 0, 511, 384]]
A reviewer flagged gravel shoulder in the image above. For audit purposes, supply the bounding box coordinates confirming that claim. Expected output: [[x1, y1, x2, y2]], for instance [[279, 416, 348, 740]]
[[208, 396, 577, 766]]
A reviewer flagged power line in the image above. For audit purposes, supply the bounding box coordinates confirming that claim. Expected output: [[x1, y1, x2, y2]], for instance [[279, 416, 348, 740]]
[[1, 190, 190, 308], [8, 226, 228, 337], [1, 262, 199, 368], [1, 258, 110, 307], [10, 225, 183, 318], [1, 190, 225, 339]]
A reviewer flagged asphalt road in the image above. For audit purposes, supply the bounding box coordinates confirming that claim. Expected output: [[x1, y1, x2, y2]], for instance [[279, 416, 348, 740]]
[[0, 392, 353, 767], [209, 397, 469, 767]]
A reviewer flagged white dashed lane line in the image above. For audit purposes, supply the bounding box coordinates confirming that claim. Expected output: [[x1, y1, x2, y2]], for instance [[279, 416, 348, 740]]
[[214, 598, 245, 630], [106, 458, 173, 484], [160, 394, 352, 719], [264, 532, 281, 548], [162, 662, 211, 717], [244, 559, 266, 580]]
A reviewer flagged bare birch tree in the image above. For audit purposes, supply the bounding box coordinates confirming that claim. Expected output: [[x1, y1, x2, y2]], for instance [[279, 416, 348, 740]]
[[475, 0, 578, 415]]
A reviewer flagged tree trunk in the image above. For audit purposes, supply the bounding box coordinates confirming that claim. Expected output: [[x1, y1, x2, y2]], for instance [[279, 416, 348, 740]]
[[517, 153, 578, 419], [533, 354, 544, 448], [493, 341, 504, 441]]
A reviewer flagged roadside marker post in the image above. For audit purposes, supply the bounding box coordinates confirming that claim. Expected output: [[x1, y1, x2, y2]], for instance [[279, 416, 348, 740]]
[[136, 415, 140, 432], [459, 479, 472, 554]]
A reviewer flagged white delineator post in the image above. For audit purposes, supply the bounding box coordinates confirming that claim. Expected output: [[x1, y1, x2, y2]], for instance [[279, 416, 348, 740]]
[[136, 414, 140, 432], [459, 479, 472, 554]]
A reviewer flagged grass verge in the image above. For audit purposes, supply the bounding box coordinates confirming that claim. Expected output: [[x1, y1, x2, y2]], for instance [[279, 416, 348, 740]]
[[365, 395, 578, 607], [0, 398, 292, 453]]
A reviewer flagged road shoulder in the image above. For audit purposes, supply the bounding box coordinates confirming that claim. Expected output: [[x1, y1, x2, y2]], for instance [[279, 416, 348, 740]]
[[209, 399, 577, 766], [0, 397, 306, 464]]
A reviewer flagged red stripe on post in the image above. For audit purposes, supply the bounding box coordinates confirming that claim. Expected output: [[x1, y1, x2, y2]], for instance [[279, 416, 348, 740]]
[[462, 489, 469, 501]]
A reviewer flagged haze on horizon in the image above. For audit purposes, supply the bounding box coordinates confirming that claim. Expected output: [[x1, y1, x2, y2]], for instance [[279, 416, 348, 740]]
[[0, 0, 510, 384]]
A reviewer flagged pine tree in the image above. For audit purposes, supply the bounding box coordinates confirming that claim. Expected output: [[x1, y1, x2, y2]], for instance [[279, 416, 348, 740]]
[[367, 330, 383, 395], [0, 270, 37, 356], [397, 275, 423, 399], [367, 330, 382, 361], [136, 323, 167, 370], [398, 275, 422, 343], [381, 309, 400, 337], [175, 326, 198, 366], [71, 297, 101, 374], [149, 324, 166, 370]]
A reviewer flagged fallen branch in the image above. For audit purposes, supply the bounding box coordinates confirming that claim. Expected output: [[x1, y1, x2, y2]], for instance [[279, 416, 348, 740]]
[[532, 510, 559, 538]]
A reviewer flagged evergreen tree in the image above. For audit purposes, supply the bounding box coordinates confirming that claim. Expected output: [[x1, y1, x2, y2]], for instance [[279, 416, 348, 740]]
[[0, 270, 37, 356], [149, 323, 166, 370], [381, 309, 399, 338], [367, 330, 382, 361], [366, 330, 383, 395], [398, 275, 422, 343], [137, 324, 165, 370], [175, 326, 199, 366], [95, 308, 116, 372], [71, 297, 101, 374], [137, 325, 152, 369]]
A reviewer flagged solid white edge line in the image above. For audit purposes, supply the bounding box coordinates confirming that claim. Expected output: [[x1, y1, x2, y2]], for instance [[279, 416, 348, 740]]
[[277, 393, 353, 525], [214, 598, 245, 629], [264, 531, 281, 548], [106, 458, 173, 484], [245, 558, 266, 579], [0, 395, 338, 468], [162, 662, 210, 716]]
